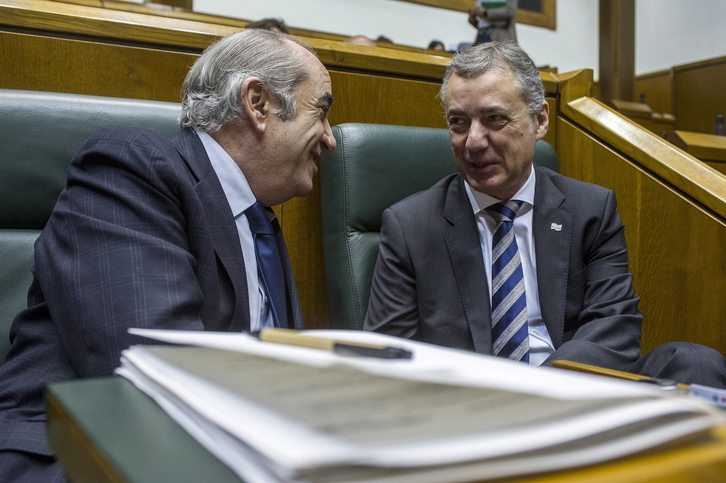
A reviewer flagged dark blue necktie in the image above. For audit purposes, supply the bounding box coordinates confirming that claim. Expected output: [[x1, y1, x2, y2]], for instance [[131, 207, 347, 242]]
[[245, 202, 289, 328], [487, 200, 529, 362]]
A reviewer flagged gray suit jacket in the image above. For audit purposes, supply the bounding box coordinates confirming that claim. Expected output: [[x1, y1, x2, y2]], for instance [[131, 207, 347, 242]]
[[483, 0, 518, 43], [365, 167, 642, 370], [0, 127, 303, 471]]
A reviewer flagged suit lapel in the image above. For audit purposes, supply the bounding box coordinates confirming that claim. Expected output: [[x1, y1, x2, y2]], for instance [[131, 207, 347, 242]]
[[442, 176, 493, 354], [532, 168, 571, 348], [172, 128, 251, 332]]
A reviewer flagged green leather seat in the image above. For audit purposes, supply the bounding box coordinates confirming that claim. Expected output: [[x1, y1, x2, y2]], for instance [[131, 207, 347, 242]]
[[320, 122, 559, 330], [0, 89, 181, 364]]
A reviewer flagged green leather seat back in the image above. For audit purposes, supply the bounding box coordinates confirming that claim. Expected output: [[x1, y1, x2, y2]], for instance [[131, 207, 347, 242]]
[[0, 89, 181, 363], [0, 230, 38, 363], [0, 89, 182, 229], [320, 122, 559, 330]]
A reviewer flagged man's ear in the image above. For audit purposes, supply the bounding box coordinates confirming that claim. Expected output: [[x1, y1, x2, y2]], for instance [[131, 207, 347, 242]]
[[535, 102, 550, 140], [240, 77, 271, 133]]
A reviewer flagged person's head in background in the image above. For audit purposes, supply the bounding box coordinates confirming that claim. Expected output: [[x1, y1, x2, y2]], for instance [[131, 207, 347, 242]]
[[244, 17, 290, 34], [428, 40, 446, 52], [344, 35, 377, 47]]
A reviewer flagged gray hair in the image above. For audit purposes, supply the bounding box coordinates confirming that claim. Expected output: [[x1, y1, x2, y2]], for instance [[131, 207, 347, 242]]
[[439, 41, 545, 119], [179, 29, 317, 132]]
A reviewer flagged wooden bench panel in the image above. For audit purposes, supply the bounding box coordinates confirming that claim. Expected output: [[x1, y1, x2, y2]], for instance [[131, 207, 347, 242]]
[[673, 56, 726, 135], [556, 86, 726, 355]]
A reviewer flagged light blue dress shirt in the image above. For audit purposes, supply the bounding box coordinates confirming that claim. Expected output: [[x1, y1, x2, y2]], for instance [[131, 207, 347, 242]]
[[196, 129, 275, 332]]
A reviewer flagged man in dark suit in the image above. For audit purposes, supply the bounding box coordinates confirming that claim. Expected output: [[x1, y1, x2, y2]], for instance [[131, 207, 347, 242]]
[[0, 29, 335, 481], [364, 41, 726, 385]]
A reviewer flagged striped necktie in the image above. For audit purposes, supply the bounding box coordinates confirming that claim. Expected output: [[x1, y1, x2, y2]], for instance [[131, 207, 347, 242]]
[[244, 202, 289, 328], [486, 200, 529, 362]]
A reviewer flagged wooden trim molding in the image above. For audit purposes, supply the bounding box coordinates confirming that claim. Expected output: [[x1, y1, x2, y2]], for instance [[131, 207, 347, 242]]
[[395, 0, 556, 30], [518, 0, 556, 30], [562, 96, 726, 216]]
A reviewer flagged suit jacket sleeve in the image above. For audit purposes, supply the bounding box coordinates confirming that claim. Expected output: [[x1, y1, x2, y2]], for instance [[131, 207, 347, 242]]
[[484, 0, 518, 24], [364, 207, 421, 339], [543, 188, 642, 370], [33, 127, 223, 377]]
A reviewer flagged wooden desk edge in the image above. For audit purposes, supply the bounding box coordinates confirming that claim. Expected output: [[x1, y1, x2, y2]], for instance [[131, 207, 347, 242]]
[[47, 388, 127, 483], [551, 360, 690, 391]]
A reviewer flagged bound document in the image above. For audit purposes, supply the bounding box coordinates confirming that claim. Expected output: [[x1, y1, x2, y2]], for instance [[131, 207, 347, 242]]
[[116, 329, 725, 483]]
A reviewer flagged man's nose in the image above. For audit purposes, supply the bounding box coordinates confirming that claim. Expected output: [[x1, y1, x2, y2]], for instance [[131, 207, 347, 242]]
[[465, 122, 489, 151], [321, 120, 336, 152]]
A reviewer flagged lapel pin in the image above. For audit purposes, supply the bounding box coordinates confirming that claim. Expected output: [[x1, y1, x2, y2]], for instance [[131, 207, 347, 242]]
[[550, 223, 562, 232]]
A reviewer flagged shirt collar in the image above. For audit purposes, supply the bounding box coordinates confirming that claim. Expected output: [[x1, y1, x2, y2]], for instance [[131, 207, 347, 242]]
[[465, 166, 536, 215], [195, 129, 256, 217]]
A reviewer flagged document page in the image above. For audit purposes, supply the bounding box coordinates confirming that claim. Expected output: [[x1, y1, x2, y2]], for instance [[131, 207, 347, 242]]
[[126, 328, 667, 399], [117, 329, 726, 483]]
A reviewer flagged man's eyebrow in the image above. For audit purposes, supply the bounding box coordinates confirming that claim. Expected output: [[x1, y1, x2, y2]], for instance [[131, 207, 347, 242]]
[[480, 105, 508, 114], [446, 106, 509, 116]]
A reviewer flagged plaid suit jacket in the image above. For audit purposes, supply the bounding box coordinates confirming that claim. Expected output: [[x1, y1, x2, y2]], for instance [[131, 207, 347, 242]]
[[0, 127, 303, 468]]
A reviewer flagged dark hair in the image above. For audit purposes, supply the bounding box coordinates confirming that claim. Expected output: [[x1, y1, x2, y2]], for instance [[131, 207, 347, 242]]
[[427, 40, 445, 50]]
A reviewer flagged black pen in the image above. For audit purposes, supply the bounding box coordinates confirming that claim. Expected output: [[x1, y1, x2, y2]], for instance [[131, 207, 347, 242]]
[[252, 328, 413, 360]]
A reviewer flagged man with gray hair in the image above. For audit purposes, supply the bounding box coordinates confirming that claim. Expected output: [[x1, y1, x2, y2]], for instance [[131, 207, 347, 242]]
[[0, 29, 335, 481], [365, 41, 726, 386]]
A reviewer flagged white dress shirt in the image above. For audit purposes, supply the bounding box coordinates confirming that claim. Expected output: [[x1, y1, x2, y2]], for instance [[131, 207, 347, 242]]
[[195, 129, 275, 332], [464, 168, 555, 365]]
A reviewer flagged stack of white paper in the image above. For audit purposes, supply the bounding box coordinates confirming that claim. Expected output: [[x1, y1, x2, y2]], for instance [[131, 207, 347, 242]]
[[116, 329, 726, 483]]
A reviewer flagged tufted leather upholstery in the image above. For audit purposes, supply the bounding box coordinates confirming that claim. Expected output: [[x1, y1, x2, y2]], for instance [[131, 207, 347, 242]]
[[320, 123, 559, 330], [0, 89, 181, 363]]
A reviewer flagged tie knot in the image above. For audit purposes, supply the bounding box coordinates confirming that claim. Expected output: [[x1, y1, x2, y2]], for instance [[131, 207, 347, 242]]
[[486, 200, 523, 224], [245, 202, 275, 235]]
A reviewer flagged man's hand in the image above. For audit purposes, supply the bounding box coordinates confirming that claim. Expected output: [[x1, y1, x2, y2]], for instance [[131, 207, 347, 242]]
[[472, 6, 486, 18], [468, 6, 486, 27]]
